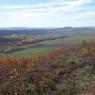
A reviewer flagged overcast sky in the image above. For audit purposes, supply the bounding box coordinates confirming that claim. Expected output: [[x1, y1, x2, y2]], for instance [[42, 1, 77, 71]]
[[0, 0, 95, 27]]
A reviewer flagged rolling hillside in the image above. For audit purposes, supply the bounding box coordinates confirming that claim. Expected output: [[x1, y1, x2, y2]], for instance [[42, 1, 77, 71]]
[[0, 27, 95, 36]]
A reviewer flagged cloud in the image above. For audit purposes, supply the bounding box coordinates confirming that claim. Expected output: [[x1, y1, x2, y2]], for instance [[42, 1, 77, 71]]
[[0, 0, 94, 27], [0, 0, 92, 11]]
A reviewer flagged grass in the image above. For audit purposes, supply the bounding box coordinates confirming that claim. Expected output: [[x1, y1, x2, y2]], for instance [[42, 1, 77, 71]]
[[42, 36, 95, 45], [1, 35, 95, 56], [10, 47, 54, 56]]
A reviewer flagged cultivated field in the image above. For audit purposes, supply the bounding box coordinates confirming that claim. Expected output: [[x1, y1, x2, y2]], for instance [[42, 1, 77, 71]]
[[3, 35, 95, 56], [11, 47, 54, 56]]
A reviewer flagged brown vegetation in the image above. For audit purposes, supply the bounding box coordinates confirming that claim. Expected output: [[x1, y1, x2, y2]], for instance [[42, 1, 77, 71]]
[[0, 42, 95, 95]]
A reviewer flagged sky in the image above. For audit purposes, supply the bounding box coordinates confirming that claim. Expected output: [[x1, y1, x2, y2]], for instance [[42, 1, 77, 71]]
[[0, 0, 95, 27]]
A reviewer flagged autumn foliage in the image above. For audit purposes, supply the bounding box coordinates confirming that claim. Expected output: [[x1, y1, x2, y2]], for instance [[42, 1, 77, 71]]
[[0, 42, 95, 95]]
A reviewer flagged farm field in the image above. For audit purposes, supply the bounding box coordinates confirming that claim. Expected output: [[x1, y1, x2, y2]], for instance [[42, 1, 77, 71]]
[[42, 36, 95, 45], [4, 35, 95, 56], [10, 47, 54, 56]]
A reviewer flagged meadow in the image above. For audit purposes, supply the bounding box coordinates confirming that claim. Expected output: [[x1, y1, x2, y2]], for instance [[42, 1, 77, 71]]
[[11, 47, 54, 56], [42, 36, 95, 45], [7, 35, 95, 56]]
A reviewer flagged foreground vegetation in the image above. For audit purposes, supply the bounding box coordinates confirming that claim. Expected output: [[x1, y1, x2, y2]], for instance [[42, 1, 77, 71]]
[[0, 42, 95, 95]]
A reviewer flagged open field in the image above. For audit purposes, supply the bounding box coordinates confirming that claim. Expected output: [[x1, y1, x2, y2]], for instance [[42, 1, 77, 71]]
[[10, 47, 54, 56], [8, 35, 95, 56], [0, 35, 95, 56], [42, 36, 95, 45]]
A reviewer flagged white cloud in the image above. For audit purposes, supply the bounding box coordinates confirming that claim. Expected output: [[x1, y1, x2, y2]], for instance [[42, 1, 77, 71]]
[[0, 0, 92, 11], [0, 0, 94, 27]]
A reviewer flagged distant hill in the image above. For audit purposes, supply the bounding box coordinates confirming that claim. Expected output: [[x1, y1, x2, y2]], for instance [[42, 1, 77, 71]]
[[0, 27, 95, 36]]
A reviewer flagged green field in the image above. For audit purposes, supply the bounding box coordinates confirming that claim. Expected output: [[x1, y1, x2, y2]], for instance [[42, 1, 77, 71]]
[[1, 35, 95, 56], [11, 47, 54, 56], [42, 36, 95, 45]]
